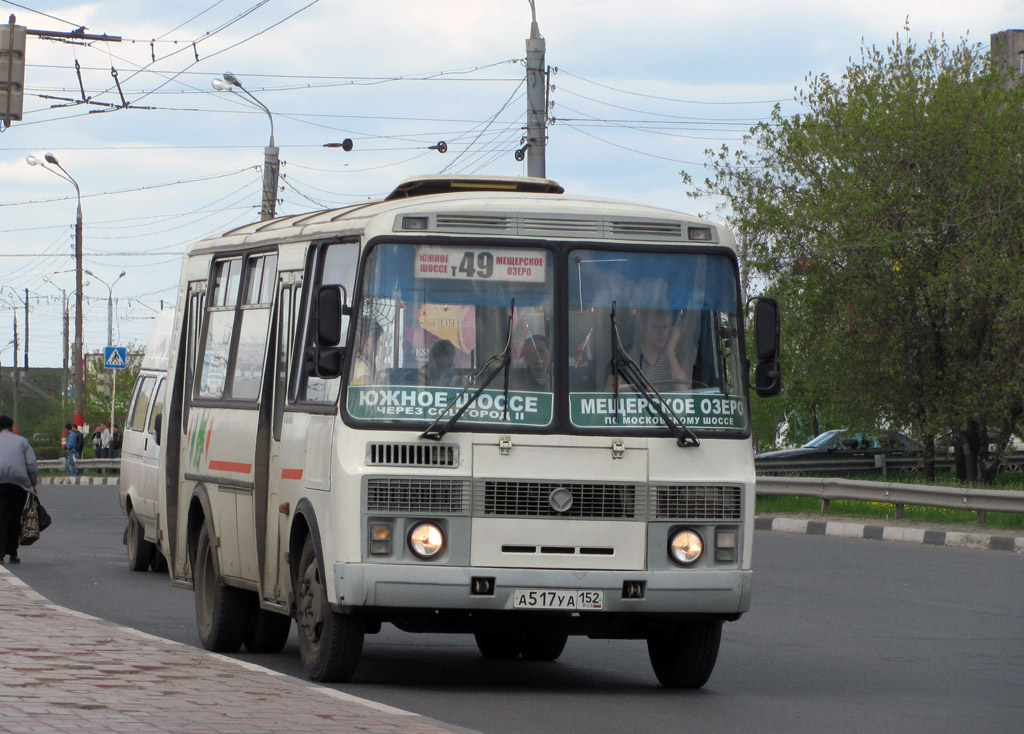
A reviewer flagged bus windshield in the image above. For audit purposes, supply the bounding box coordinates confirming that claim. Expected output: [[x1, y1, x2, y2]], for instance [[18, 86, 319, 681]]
[[343, 242, 747, 434], [567, 249, 748, 433], [345, 241, 556, 428]]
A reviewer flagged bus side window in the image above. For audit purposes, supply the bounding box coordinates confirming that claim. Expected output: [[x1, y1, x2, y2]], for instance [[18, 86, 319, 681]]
[[302, 241, 358, 403]]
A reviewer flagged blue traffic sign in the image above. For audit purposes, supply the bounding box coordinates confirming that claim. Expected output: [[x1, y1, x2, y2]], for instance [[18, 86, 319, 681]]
[[104, 346, 127, 369]]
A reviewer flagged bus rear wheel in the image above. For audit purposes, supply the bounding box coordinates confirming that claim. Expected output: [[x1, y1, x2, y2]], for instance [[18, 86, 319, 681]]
[[126, 510, 154, 572], [194, 523, 251, 653], [295, 536, 364, 681], [646, 620, 722, 689]]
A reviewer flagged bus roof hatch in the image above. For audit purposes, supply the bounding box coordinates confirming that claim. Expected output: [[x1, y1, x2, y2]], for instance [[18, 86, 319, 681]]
[[385, 174, 564, 200]]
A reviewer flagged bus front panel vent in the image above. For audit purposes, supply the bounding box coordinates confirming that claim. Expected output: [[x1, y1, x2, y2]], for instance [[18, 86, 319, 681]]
[[652, 484, 742, 520], [366, 442, 459, 467], [365, 477, 470, 515]]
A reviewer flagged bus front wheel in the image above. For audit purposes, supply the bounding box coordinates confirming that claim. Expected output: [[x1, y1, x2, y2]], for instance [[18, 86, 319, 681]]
[[474, 632, 523, 659], [522, 631, 568, 661], [194, 523, 251, 653], [295, 535, 364, 682], [646, 620, 722, 689]]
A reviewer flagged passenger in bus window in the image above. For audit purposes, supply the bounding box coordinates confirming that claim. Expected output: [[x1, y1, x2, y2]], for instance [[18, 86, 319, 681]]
[[351, 320, 382, 386], [512, 335, 551, 391], [607, 308, 691, 392], [421, 339, 461, 387]]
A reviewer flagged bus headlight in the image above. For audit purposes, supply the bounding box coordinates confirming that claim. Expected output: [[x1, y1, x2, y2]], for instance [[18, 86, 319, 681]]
[[408, 522, 445, 559], [669, 529, 703, 565]]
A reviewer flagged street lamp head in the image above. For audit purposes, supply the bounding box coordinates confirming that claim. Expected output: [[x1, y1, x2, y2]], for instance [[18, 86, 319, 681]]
[[118, 270, 126, 278], [211, 78, 230, 92], [25, 155, 41, 166], [44, 153, 59, 165], [223, 71, 242, 88]]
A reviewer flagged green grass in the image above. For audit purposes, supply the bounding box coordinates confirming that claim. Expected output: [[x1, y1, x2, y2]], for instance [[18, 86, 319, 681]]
[[757, 471, 1024, 531]]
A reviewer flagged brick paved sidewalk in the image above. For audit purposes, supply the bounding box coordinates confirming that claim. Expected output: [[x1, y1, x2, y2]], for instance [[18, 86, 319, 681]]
[[0, 568, 473, 734]]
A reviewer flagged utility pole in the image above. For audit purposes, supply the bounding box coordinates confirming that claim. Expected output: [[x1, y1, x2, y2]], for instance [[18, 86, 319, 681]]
[[12, 314, 18, 433], [525, 1, 547, 178], [23, 286, 27, 368]]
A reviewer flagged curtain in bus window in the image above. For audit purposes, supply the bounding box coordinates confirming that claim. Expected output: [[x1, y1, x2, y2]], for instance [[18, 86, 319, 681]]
[[199, 311, 233, 399]]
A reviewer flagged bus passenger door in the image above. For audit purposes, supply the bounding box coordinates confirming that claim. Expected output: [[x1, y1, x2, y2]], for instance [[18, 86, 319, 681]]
[[264, 272, 302, 605]]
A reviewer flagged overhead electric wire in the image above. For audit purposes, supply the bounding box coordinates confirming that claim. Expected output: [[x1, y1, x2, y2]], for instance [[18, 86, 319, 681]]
[[3, 167, 258, 208], [559, 69, 790, 105]]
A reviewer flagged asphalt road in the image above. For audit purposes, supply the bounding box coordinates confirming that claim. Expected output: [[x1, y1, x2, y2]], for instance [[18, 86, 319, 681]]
[[11, 483, 1024, 733]]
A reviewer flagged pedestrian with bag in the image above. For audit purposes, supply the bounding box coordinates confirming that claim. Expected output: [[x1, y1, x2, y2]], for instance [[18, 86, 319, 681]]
[[0, 415, 39, 564]]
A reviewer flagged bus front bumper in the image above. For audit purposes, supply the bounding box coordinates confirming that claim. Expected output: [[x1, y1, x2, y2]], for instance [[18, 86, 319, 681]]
[[332, 563, 751, 616]]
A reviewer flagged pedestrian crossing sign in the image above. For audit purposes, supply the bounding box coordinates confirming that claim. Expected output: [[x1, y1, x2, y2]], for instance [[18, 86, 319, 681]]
[[104, 346, 127, 369]]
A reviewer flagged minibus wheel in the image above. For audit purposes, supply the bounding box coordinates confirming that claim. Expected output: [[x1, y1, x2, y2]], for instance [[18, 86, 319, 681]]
[[295, 535, 364, 681], [126, 510, 155, 572], [194, 523, 251, 653], [646, 620, 722, 689]]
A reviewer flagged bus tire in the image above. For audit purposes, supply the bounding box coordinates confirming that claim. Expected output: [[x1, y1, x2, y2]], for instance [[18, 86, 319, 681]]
[[521, 631, 568, 661], [646, 620, 722, 689], [244, 608, 292, 654], [150, 550, 168, 573], [126, 510, 155, 572], [474, 632, 523, 659], [194, 523, 251, 653], [295, 535, 364, 682]]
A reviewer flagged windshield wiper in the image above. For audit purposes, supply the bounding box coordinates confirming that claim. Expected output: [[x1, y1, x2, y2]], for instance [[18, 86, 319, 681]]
[[420, 299, 515, 441], [608, 301, 699, 448]]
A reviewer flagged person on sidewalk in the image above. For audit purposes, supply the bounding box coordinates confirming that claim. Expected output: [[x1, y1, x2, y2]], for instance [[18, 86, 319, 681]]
[[65, 423, 80, 477], [0, 415, 39, 564]]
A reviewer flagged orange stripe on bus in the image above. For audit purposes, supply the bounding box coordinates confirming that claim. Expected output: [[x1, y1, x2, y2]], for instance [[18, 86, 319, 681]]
[[281, 469, 303, 480], [208, 460, 253, 474]]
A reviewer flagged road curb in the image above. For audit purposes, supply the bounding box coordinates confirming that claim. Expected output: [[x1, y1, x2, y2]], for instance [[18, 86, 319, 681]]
[[755, 515, 1024, 553], [39, 475, 118, 485]]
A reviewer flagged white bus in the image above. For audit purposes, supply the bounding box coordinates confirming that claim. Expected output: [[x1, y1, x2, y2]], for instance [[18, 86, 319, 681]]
[[157, 175, 781, 688]]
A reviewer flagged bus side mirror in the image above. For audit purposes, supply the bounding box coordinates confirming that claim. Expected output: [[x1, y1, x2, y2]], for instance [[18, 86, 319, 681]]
[[307, 285, 349, 379], [315, 285, 350, 347], [154, 413, 162, 447], [305, 346, 344, 378], [752, 297, 782, 397]]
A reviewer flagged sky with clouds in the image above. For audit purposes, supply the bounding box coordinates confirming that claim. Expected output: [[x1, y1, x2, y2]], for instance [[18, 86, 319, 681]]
[[2, 0, 1023, 368]]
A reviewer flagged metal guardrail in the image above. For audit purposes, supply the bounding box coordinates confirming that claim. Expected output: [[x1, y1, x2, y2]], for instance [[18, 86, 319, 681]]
[[38, 458, 1021, 524], [757, 475, 1024, 524], [38, 458, 121, 474], [755, 452, 1024, 477]]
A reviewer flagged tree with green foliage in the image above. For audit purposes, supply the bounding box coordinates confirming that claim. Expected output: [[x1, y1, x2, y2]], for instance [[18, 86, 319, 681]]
[[700, 30, 1024, 483]]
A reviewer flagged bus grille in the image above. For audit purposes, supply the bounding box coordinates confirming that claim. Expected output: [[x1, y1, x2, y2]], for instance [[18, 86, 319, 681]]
[[365, 442, 459, 467], [652, 485, 742, 520], [476, 481, 643, 520], [366, 478, 470, 514]]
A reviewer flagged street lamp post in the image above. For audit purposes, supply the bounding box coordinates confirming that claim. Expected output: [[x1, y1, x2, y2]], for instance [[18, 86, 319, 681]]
[[212, 73, 279, 220], [26, 153, 85, 426], [86, 269, 125, 430]]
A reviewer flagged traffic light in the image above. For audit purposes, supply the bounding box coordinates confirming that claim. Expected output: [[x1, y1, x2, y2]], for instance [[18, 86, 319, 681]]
[[1, 21, 26, 125]]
